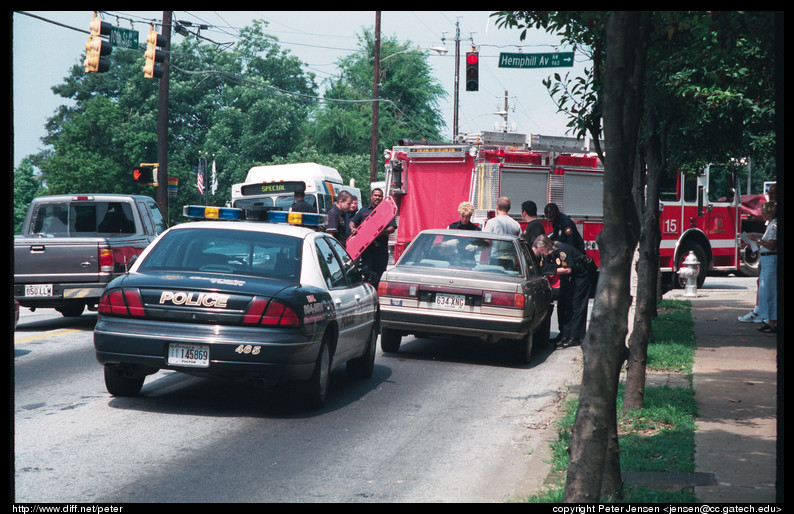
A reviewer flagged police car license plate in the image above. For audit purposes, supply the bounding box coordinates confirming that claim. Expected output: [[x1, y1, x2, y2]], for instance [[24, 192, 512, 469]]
[[435, 293, 466, 310], [25, 284, 53, 297], [168, 343, 210, 368]]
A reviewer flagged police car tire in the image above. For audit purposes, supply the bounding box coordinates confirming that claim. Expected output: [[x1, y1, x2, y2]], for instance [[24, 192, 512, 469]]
[[304, 336, 332, 410], [380, 327, 402, 353], [104, 365, 145, 397], [347, 322, 378, 379]]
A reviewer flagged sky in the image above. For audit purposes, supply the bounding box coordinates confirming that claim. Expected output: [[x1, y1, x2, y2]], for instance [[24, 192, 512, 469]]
[[12, 11, 588, 170]]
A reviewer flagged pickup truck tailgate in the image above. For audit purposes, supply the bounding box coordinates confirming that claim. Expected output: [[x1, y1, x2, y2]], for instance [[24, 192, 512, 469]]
[[14, 238, 103, 283]]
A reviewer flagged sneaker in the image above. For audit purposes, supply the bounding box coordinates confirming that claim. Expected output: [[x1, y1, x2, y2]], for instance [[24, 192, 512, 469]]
[[738, 310, 762, 323]]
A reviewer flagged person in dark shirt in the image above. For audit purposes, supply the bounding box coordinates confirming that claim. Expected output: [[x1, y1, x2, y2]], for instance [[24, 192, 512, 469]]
[[290, 186, 317, 213], [520, 200, 544, 244], [544, 202, 585, 252], [343, 195, 359, 241], [349, 188, 396, 285], [325, 190, 352, 246], [448, 201, 480, 230], [532, 235, 593, 348]]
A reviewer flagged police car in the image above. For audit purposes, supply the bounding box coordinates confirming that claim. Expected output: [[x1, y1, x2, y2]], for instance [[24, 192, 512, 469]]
[[93, 206, 379, 409]]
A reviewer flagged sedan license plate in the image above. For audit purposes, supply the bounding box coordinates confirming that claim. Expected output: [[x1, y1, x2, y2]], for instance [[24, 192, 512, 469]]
[[25, 284, 53, 297], [168, 343, 210, 368], [435, 293, 466, 310]]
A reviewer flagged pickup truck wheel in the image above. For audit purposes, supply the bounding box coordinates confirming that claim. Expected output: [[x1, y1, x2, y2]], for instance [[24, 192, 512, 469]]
[[57, 304, 85, 317], [104, 365, 144, 397]]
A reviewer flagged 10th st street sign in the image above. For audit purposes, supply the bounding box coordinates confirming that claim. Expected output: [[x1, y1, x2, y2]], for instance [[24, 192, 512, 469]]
[[498, 52, 574, 69]]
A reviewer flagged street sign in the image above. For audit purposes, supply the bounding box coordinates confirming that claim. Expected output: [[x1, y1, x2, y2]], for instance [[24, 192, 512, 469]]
[[109, 26, 139, 49], [498, 52, 574, 69]]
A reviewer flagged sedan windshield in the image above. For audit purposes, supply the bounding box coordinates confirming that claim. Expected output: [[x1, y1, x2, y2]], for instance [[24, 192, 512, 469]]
[[138, 228, 303, 281], [400, 233, 521, 275]]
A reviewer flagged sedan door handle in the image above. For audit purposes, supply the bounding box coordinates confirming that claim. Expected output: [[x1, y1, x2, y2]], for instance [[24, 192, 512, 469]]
[[334, 298, 342, 305]]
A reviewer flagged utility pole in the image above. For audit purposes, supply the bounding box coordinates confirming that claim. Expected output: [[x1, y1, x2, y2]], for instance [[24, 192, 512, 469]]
[[156, 11, 172, 217], [452, 19, 460, 141], [370, 11, 381, 183]]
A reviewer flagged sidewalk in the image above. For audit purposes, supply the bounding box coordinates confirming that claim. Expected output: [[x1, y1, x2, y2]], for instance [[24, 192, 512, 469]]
[[665, 279, 779, 503]]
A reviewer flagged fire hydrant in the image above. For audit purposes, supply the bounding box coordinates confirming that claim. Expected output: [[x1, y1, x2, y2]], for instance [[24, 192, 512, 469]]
[[678, 251, 700, 297]]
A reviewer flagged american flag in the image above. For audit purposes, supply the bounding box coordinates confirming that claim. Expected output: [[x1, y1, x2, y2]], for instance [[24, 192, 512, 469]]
[[197, 159, 204, 195]]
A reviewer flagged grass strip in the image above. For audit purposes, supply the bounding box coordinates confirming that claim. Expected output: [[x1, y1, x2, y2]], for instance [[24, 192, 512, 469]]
[[525, 299, 697, 503]]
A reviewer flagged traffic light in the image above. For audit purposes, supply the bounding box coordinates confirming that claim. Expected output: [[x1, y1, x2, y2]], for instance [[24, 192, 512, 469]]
[[465, 52, 479, 91], [143, 26, 168, 79], [84, 12, 112, 73], [133, 164, 157, 185]]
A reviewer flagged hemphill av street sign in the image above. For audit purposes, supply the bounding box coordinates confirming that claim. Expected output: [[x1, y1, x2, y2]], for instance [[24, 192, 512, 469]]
[[498, 52, 574, 69]]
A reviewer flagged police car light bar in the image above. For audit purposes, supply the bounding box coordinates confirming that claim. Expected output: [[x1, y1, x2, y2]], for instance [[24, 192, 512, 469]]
[[266, 210, 327, 227], [183, 205, 242, 220], [182, 205, 326, 227]]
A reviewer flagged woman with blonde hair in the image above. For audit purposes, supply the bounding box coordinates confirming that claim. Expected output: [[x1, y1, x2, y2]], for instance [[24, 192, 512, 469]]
[[448, 201, 480, 230]]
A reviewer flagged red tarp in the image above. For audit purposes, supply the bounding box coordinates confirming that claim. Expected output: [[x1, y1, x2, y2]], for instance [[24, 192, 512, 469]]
[[740, 194, 767, 218], [396, 159, 473, 248]]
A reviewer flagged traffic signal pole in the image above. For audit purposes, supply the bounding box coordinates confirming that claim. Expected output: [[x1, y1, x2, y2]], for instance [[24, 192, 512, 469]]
[[156, 11, 171, 218]]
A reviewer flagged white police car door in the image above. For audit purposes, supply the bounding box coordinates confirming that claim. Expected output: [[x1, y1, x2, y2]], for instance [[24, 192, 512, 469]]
[[314, 237, 369, 362]]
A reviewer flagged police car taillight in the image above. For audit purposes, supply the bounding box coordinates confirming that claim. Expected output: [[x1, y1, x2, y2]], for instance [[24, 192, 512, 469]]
[[99, 289, 146, 317], [243, 298, 300, 327]]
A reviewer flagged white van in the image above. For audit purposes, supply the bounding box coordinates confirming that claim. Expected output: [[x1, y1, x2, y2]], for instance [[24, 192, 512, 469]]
[[231, 163, 361, 214]]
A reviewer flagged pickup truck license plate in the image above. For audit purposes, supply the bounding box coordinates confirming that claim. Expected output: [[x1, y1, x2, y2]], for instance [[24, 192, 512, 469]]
[[167, 343, 210, 368], [25, 284, 53, 297], [435, 293, 466, 310]]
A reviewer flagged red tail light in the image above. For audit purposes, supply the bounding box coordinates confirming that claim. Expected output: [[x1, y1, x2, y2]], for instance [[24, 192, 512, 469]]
[[378, 281, 418, 297], [99, 248, 114, 273], [99, 288, 146, 317], [483, 291, 525, 309], [243, 298, 301, 327]]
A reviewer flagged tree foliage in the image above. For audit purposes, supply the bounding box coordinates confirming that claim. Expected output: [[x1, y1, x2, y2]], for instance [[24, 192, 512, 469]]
[[14, 18, 445, 228]]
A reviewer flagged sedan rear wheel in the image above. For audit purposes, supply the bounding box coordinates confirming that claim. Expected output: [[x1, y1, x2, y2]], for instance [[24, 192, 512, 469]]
[[380, 327, 402, 353], [104, 365, 145, 397], [514, 330, 534, 364]]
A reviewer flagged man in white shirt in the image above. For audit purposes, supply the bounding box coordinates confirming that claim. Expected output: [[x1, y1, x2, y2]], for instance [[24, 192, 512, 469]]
[[483, 196, 521, 236]]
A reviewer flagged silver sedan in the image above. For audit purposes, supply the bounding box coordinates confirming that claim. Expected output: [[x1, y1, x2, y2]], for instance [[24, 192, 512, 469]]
[[377, 229, 554, 363]]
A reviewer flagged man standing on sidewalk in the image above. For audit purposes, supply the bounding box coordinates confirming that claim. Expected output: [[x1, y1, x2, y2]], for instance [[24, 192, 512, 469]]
[[483, 197, 521, 236]]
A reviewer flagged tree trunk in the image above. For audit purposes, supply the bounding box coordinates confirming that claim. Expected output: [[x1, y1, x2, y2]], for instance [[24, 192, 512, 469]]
[[563, 11, 649, 502], [624, 111, 664, 411]]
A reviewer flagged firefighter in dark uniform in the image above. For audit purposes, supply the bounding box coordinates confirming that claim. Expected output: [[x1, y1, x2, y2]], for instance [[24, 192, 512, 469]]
[[532, 235, 593, 348], [544, 203, 585, 253]]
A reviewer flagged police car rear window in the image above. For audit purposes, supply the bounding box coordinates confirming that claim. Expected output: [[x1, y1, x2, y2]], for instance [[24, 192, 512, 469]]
[[138, 228, 302, 281]]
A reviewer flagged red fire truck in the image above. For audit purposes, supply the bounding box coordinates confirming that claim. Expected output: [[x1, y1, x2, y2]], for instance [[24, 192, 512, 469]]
[[384, 132, 749, 289]]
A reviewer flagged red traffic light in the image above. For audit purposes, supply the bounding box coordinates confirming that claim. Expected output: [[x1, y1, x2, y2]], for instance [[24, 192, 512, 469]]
[[466, 52, 479, 65]]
